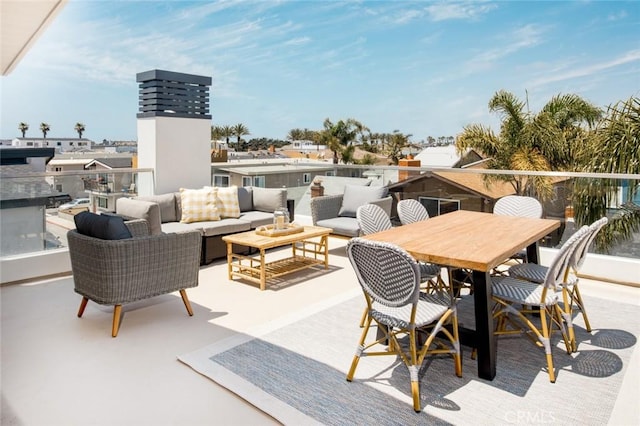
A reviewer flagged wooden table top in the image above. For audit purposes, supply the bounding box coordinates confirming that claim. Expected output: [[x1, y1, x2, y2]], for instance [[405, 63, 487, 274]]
[[222, 225, 333, 250], [363, 210, 560, 271]]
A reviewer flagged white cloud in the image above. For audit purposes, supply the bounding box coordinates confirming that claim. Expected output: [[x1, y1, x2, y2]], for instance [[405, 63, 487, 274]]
[[530, 49, 640, 87], [425, 2, 497, 21]]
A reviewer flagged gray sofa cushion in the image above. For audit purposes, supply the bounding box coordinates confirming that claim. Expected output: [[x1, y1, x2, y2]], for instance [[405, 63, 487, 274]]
[[316, 217, 360, 238], [252, 187, 287, 213], [161, 219, 250, 237], [237, 186, 253, 212], [239, 210, 276, 228], [136, 193, 178, 223], [116, 197, 162, 235], [338, 185, 388, 218]]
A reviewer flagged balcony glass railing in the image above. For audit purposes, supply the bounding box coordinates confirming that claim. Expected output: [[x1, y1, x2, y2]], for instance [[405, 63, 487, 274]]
[[1, 162, 637, 284], [0, 169, 153, 258], [212, 162, 640, 261]]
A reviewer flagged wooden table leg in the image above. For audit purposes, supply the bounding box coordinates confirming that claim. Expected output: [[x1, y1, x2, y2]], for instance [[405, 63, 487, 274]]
[[473, 270, 496, 380], [322, 235, 329, 269], [259, 248, 266, 291], [226, 242, 233, 280]]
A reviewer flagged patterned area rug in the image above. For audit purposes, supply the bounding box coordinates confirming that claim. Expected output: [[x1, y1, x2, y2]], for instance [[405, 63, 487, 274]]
[[179, 290, 639, 425]]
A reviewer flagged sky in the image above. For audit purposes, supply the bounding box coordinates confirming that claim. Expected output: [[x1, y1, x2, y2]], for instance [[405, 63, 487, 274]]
[[1, 0, 639, 143]]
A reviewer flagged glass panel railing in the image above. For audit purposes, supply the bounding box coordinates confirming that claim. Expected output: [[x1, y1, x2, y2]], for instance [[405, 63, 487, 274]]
[[216, 162, 639, 262], [0, 169, 154, 258]]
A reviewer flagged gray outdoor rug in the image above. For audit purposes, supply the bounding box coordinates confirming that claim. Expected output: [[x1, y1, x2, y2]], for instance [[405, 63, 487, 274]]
[[178, 290, 639, 425]]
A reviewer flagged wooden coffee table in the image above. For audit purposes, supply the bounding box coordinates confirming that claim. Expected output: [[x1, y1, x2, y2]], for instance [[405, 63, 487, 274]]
[[222, 225, 332, 290]]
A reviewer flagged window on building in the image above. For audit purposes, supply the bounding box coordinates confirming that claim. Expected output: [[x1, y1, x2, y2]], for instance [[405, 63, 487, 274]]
[[302, 173, 311, 184], [26, 142, 33, 146], [242, 176, 252, 187], [253, 176, 266, 188], [57, 142, 62, 146], [325, 171, 334, 177], [98, 197, 108, 209], [70, 142, 74, 146], [55, 184, 63, 192], [54, 167, 62, 172], [213, 175, 230, 187]]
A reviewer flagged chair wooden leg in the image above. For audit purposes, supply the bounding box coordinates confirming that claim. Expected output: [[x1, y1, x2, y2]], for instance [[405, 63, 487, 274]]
[[112, 305, 122, 338], [179, 289, 194, 316], [539, 309, 556, 383], [77, 297, 89, 317], [573, 286, 591, 332]]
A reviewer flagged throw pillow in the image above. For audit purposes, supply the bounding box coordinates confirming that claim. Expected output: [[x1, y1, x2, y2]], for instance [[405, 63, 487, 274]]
[[338, 185, 388, 218], [180, 187, 220, 223], [74, 211, 132, 240], [207, 186, 241, 218]]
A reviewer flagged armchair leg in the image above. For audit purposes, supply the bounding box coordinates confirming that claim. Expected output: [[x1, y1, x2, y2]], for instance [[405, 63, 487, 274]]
[[77, 297, 89, 317], [112, 305, 122, 338], [180, 289, 194, 316]]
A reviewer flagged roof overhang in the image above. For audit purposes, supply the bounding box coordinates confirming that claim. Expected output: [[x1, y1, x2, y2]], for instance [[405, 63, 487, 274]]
[[1, 0, 68, 76]]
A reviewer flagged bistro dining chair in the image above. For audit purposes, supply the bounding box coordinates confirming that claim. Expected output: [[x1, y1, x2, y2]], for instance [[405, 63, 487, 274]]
[[491, 195, 544, 274], [491, 225, 591, 382], [357, 204, 443, 291], [508, 217, 608, 352], [396, 199, 468, 295], [397, 198, 430, 225], [345, 237, 462, 412]]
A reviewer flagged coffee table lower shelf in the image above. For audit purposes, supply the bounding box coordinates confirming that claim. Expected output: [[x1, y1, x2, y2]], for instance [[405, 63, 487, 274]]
[[223, 227, 332, 290], [228, 254, 325, 287]]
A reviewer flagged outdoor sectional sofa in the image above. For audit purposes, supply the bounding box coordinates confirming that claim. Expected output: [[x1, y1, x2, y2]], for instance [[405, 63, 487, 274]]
[[116, 186, 293, 264]]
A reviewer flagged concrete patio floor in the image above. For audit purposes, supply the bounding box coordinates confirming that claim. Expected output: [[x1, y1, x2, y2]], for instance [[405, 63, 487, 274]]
[[1, 237, 639, 425]]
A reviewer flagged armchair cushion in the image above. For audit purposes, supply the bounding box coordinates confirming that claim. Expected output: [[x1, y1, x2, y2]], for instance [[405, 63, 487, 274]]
[[338, 185, 388, 218], [252, 187, 287, 213], [74, 211, 132, 240], [180, 187, 220, 223]]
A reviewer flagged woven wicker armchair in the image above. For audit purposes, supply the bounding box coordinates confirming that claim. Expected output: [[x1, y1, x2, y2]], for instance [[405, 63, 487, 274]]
[[67, 219, 201, 337]]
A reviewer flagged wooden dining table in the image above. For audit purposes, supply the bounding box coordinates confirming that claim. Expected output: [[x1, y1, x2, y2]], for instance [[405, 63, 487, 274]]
[[362, 209, 560, 380]]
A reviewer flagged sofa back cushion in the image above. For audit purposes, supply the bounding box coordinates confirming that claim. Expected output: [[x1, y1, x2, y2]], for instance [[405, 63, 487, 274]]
[[135, 193, 178, 223], [338, 185, 388, 218], [180, 187, 220, 223], [116, 197, 162, 235], [252, 187, 287, 213], [74, 211, 132, 240], [237, 186, 253, 212]]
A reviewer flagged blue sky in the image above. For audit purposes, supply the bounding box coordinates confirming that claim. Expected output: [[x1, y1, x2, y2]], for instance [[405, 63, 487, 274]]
[[1, 0, 639, 143]]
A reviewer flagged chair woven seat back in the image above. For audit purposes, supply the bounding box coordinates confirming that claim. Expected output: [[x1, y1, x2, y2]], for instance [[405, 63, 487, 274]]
[[356, 203, 392, 236], [346, 238, 421, 307], [542, 225, 591, 291], [397, 199, 429, 225], [571, 217, 608, 270], [494, 195, 543, 218]]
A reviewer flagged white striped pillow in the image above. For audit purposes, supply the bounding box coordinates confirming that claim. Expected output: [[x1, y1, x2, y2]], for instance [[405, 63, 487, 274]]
[[179, 187, 220, 223]]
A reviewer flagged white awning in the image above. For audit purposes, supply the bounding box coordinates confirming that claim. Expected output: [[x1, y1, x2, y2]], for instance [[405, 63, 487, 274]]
[[1, 0, 68, 76]]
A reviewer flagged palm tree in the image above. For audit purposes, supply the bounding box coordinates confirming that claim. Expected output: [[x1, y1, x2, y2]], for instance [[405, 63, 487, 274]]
[[74, 122, 85, 138], [233, 123, 250, 151], [221, 125, 234, 149], [386, 130, 410, 165], [455, 90, 601, 199], [18, 122, 29, 137], [573, 96, 640, 252], [322, 118, 365, 164], [40, 122, 50, 139], [287, 128, 304, 142]]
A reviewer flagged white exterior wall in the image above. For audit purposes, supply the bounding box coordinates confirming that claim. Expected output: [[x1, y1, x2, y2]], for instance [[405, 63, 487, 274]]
[[137, 116, 211, 195]]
